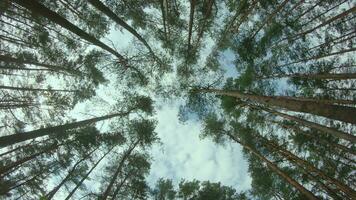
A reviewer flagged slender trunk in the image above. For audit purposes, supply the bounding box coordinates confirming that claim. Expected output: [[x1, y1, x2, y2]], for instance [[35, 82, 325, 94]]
[[64, 146, 115, 200], [261, 136, 356, 198], [300, 0, 348, 28], [160, 0, 167, 41], [199, 88, 356, 124], [250, 0, 290, 40], [0, 138, 51, 157], [101, 140, 140, 199], [88, 0, 155, 56], [227, 134, 318, 200], [13, 0, 126, 61], [276, 47, 356, 68], [0, 85, 77, 93], [272, 121, 356, 156], [111, 172, 131, 199], [260, 107, 356, 142], [187, 0, 196, 51], [46, 147, 98, 200], [261, 72, 356, 80], [307, 30, 356, 52], [194, 0, 214, 49], [0, 142, 62, 176], [0, 110, 133, 148], [284, 6, 356, 43], [0, 54, 78, 74]]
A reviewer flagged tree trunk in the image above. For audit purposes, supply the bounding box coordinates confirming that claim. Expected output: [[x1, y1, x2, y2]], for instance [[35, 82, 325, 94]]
[[0, 142, 63, 176], [0, 110, 132, 148], [88, 0, 155, 56], [111, 172, 131, 199], [46, 147, 98, 200], [0, 85, 77, 93], [187, 0, 196, 51], [250, 0, 290, 40], [199, 88, 356, 124], [300, 0, 348, 29], [261, 136, 356, 199], [64, 146, 115, 200], [227, 133, 318, 200], [276, 47, 356, 68], [101, 140, 140, 200], [260, 107, 356, 142], [0, 54, 79, 74], [13, 0, 126, 61], [285, 6, 356, 43], [261, 72, 356, 81]]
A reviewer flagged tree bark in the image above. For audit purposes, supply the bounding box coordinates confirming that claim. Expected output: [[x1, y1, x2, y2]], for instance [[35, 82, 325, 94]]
[[101, 140, 140, 199], [46, 147, 98, 200], [276, 47, 356, 68], [0, 142, 63, 176], [259, 106, 356, 142], [227, 133, 318, 200], [261, 136, 356, 199], [261, 72, 356, 81], [284, 6, 356, 43], [0, 54, 79, 75], [64, 146, 115, 200], [199, 88, 356, 124], [13, 0, 126, 61], [88, 0, 155, 56], [187, 0, 196, 51], [250, 0, 290, 40], [0, 110, 133, 148]]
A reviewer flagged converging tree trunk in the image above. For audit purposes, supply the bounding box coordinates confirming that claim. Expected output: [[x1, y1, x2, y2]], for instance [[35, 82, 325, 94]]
[[0, 110, 133, 148], [64, 146, 115, 200], [101, 140, 140, 199], [227, 134, 318, 200], [13, 0, 126, 61], [198, 88, 356, 124]]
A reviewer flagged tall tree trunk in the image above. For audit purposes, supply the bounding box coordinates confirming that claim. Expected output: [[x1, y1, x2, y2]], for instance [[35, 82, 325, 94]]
[[283, 6, 356, 43], [88, 0, 155, 56], [111, 172, 132, 199], [261, 136, 356, 198], [261, 72, 356, 81], [13, 0, 126, 62], [250, 0, 290, 40], [101, 140, 140, 200], [0, 142, 63, 176], [0, 110, 133, 148], [307, 30, 356, 52], [193, 0, 214, 50], [187, 0, 196, 51], [227, 133, 318, 200], [299, 0, 348, 28], [271, 120, 356, 156], [259, 106, 356, 142], [46, 147, 98, 200], [198, 88, 356, 124], [64, 146, 115, 200], [160, 0, 167, 41], [0, 85, 77, 93], [276, 47, 356, 68], [0, 54, 79, 75]]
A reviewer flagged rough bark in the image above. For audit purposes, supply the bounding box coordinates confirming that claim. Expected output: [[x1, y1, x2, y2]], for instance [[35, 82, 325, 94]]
[[0, 110, 132, 148], [199, 88, 356, 124], [227, 134, 318, 200]]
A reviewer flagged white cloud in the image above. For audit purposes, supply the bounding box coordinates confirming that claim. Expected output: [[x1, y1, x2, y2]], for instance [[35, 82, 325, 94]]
[[147, 101, 252, 192]]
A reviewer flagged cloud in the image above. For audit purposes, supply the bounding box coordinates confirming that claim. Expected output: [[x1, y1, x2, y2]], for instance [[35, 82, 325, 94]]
[[147, 101, 252, 192]]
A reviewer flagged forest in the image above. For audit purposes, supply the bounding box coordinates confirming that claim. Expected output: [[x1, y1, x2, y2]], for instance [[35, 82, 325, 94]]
[[0, 0, 355, 199]]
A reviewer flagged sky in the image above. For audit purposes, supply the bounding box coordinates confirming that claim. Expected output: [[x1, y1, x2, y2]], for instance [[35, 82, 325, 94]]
[[102, 24, 252, 192]]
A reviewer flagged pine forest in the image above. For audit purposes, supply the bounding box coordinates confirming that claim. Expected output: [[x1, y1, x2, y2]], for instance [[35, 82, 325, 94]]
[[0, 0, 355, 199]]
